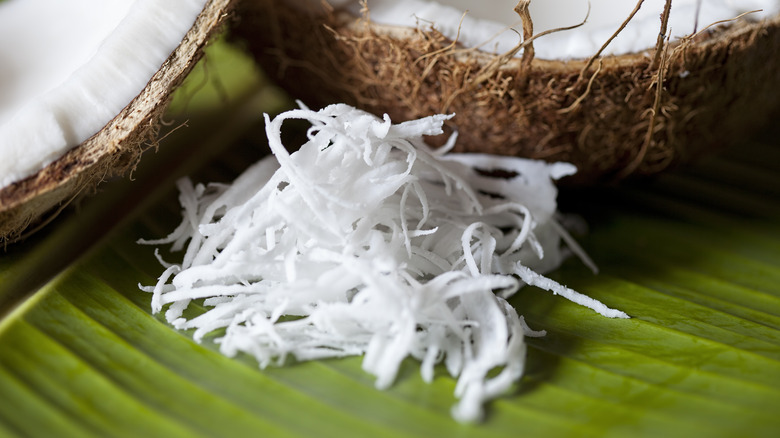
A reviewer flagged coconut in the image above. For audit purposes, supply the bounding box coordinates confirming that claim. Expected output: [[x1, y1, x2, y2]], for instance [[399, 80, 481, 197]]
[[231, 0, 780, 183], [0, 0, 235, 244]]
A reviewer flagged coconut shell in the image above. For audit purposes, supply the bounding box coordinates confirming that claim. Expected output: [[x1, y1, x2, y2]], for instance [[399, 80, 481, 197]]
[[231, 0, 780, 183], [0, 0, 236, 244]]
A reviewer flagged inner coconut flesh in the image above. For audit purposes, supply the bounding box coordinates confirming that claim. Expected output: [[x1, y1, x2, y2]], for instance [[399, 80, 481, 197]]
[[0, 0, 207, 188], [331, 0, 779, 59]]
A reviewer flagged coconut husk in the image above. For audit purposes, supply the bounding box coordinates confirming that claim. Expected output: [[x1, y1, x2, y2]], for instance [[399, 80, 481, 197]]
[[0, 0, 236, 245], [231, 0, 780, 183]]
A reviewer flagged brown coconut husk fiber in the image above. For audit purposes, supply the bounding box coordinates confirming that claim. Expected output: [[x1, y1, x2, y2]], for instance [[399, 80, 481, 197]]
[[231, 0, 780, 183], [0, 0, 236, 245]]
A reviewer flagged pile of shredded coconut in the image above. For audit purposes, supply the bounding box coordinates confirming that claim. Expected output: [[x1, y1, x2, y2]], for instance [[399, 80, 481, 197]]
[[141, 104, 628, 422]]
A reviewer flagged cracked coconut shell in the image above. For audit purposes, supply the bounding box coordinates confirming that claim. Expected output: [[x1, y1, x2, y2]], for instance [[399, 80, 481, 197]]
[[0, 0, 236, 244], [231, 0, 780, 183]]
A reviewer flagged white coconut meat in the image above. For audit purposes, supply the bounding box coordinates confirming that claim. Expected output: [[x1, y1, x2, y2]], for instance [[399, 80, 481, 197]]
[[141, 103, 628, 422], [324, 0, 780, 59], [0, 0, 208, 188]]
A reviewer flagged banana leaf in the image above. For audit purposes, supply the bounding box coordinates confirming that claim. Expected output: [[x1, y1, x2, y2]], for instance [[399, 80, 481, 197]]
[[0, 40, 778, 438]]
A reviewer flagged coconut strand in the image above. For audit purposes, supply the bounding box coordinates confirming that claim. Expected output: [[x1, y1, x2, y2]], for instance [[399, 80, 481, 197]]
[[651, 0, 674, 70], [513, 0, 534, 70], [142, 104, 626, 422]]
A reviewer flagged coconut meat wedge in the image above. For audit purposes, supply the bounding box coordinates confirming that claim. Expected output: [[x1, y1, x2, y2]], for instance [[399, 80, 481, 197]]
[[0, 0, 233, 243], [234, 0, 780, 182]]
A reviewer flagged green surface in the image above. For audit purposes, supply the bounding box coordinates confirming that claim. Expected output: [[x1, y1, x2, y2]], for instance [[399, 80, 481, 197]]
[[0, 39, 778, 437]]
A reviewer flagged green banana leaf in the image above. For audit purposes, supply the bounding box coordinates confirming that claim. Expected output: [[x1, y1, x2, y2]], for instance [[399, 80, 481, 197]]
[[1, 39, 778, 438]]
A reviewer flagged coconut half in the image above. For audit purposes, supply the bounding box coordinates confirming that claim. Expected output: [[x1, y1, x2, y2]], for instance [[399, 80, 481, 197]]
[[233, 0, 780, 182], [0, 0, 235, 243]]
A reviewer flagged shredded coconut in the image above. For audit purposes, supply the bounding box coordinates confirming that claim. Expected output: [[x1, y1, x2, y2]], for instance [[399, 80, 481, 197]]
[[140, 104, 628, 423]]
